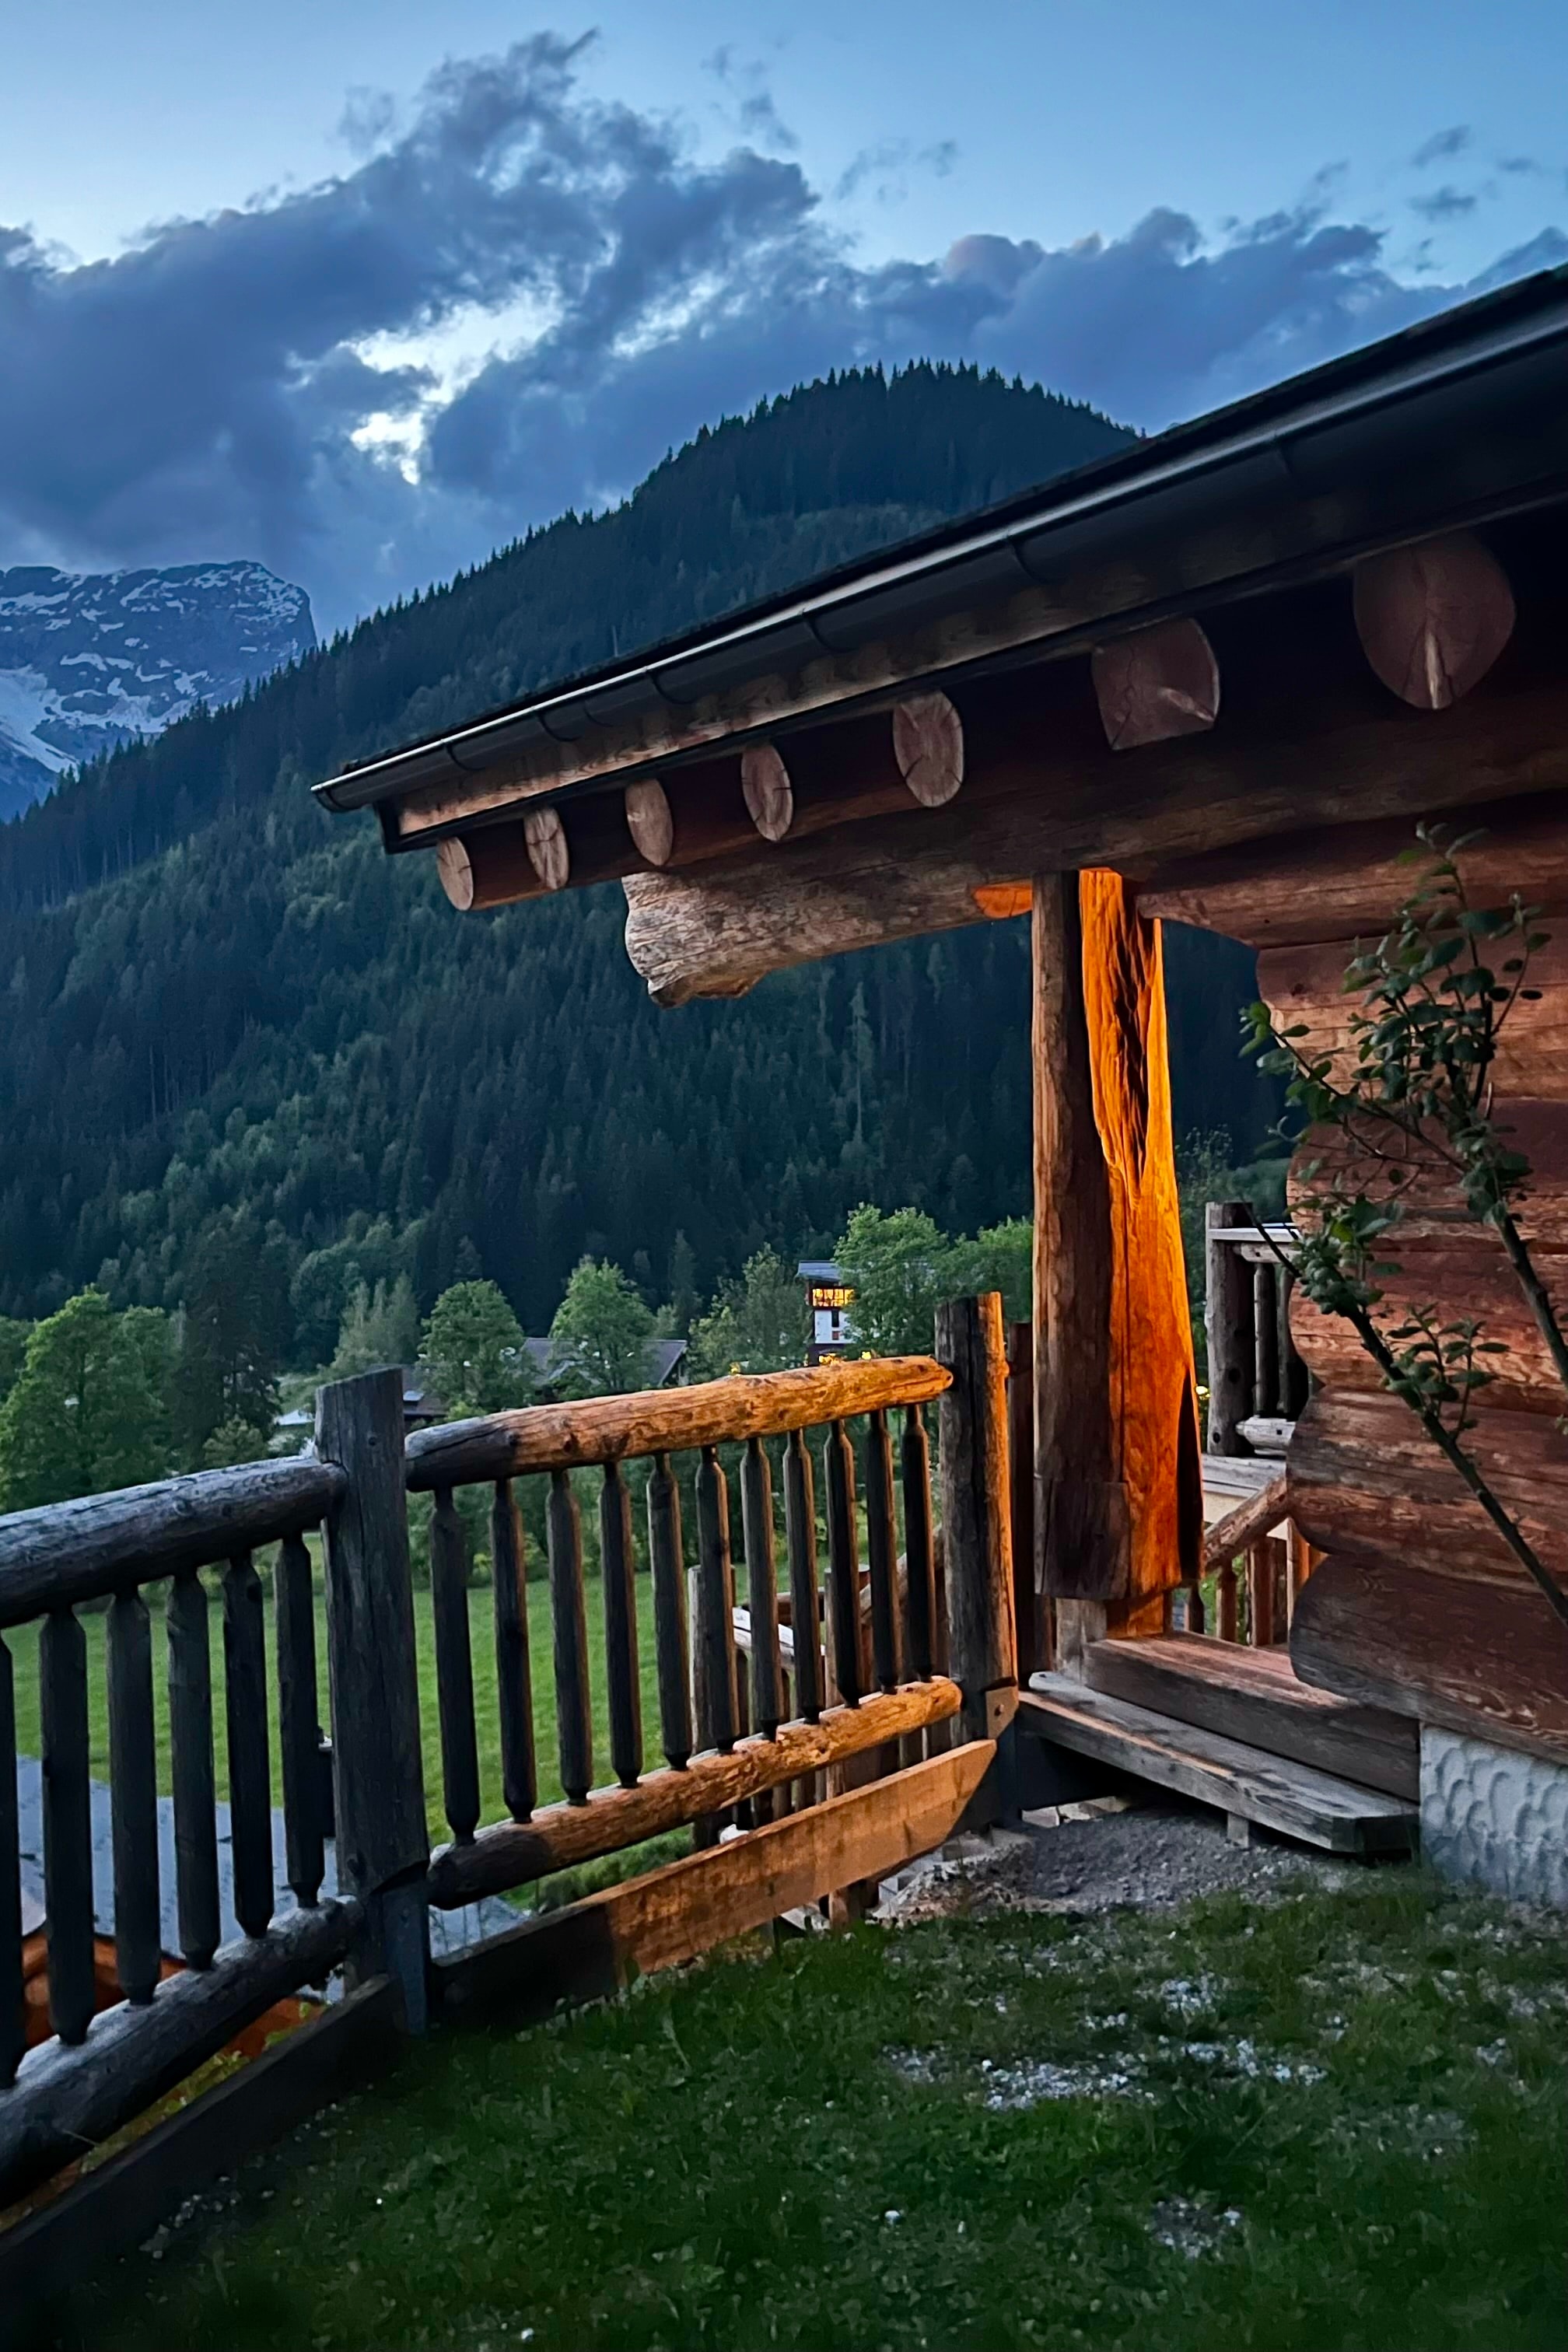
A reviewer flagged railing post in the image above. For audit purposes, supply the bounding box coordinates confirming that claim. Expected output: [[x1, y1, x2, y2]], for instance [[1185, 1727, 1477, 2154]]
[[315, 1369, 429, 2033], [1204, 1199, 1255, 1454], [936, 1293, 1017, 1800]]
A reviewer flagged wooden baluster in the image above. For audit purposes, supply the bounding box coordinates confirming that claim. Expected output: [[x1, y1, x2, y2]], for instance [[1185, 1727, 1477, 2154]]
[[1216, 1559, 1239, 1643], [600, 1462, 642, 1790], [167, 1567, 219, 1969], [732, 1646, 756, 1828], [547, 1470, 593, 1804], [106, 1587, 159, 2004], [822, 1419, 863, 1708], [691, 1447, 738, 1754], [40, 1608, 94, 2044], [646, 1453, 692, 1769], [222, 1553, 274, 1939], [1246, 1538, 1276, 1648], [1184, 1577, 1207, 1636], [430, 1489, 481, 1843], [863, 1409, 901, 1694], [740, 1437, 783, 1738], [274, 1531, 324, 1906], [492, 1480, 537, 1822], [901, 1405, 937, 1684], [1253, 1264, 1280, 1420], [0, 1635, 24, 2085], [1281, 1269, 1311, 1419], [782, 1428, 822, 1724]]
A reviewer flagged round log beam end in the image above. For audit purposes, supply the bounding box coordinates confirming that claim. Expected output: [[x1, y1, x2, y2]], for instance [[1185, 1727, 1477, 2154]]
[[740, 743, 794, 842], [523, 806, 571, 891], [892, 691, 964, 807], [436, 837, 476, 912], [625, 778, 676, 866], [1353, 531, 1516, 712], [1092, 618, 1220, 751]]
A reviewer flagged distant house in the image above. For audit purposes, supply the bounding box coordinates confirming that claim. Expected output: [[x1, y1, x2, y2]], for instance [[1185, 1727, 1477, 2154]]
[[798, 1262, 856, 1365], [522, 1337, 689, 1399], [273, 1370, 446, 1451]]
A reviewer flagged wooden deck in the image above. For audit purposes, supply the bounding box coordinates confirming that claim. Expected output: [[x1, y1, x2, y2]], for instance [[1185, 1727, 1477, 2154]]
[[1020, 1635, 1419, 1856]]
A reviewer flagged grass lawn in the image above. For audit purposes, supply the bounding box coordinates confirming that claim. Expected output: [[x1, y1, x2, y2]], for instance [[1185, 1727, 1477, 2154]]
[[5, 1559, 668, 1848], [38, 1872, 1568, 2352]]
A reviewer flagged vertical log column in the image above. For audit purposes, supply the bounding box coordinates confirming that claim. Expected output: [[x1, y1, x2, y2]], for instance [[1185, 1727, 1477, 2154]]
[[935, 1293, 1016, 1752], [316, 1368, 430, 2032], [1031, 872, 1202, 1673]]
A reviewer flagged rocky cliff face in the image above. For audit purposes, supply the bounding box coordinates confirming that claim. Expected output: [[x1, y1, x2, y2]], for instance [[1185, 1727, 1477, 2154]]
[[0, 561, 315, 818]]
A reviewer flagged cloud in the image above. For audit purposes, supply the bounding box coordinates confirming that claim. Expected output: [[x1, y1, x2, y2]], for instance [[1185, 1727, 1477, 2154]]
[[1410, 184, 1481, 221], [1, 41, 1563, 628], [1412, 125, 1472, 168]]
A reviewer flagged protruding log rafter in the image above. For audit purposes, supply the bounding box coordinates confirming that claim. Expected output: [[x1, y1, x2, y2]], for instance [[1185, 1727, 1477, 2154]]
[[432, 689, 968, 913], [1353, 530, 1515, 711], [1092, 618, 1219, 750]]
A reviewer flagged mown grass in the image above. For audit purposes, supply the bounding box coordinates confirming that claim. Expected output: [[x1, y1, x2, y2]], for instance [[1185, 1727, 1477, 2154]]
[[6, 1565, 667, 1846], [34, 1872, 1568, 2352]]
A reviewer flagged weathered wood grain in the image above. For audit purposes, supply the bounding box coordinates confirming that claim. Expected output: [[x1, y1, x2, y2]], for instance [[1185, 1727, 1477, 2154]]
[[0, 1634, 23, 2084], [863, 1411, 901, 1695], [0, 1458, 345, 1629], [430, 1489, 481, 1842], [1288, 1239, 1568, 1416], [106, 1591, 160, 2004], [1084, 1632, 1419, 1800], [892, 691, 964, 806], [623, 777, 675, 866], [40, 1608, 94, 2046], [740, 742, 793, 841], [546, 1469, 593, 1804], [491, 1480, 537, 1820], [222, 1553, 274, 1940], [823, 1419, 863, 1709], [1205, 1199, 1255, 1453], [1353, 532, 1514, 710], [1290, 1551, 1568, 1759], [782, 1428, 823, 1722], [436, 1741, 994, 2025], [936, 1293, 1016, 1741], [740, 1437, 783, 1736], [523, 805, 570, 890], [1091, 617, 1219, 749], [274, 1531, 325, 1906], [1201, 1475, 1288, 1573], [0, 1899, 362, 2210], [646, 1453, 692, 1769], [600, 1461, 643, 1788], [692, 1447, 739, 1759], [406, 1356, 950, 1487], [166, 1568, 219, 1970], [427, 1677, 963, 1904]]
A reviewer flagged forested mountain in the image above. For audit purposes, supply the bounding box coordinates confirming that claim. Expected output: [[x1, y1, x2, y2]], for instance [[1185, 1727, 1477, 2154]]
[[0, 363, 1275, 1353]]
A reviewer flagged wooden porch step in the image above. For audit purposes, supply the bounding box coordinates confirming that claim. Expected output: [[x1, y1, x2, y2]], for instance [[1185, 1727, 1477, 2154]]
[[1083, 1635, 1419, 1801], [1019, 1674, 1417, 1856]]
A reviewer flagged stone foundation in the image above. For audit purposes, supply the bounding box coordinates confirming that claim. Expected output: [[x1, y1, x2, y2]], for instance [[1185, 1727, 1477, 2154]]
[[1419, 1726, 1568, 1909]]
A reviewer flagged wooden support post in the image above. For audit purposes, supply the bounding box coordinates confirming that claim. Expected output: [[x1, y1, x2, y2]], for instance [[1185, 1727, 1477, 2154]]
[[1204, 1200, 1254, 1454], [1031, 872, 1203, 1668], [935, 1294, 1016, 1767], [315, 1369, 430, 2034], [1006, 1321, 1042, 1680]]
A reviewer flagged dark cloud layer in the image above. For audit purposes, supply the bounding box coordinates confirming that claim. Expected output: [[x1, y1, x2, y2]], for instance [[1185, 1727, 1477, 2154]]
[[2, 39, 1563, 625]]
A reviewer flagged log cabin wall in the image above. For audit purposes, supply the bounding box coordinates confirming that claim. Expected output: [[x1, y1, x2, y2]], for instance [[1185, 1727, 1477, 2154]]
[[1143, 793, 1568, 1763]]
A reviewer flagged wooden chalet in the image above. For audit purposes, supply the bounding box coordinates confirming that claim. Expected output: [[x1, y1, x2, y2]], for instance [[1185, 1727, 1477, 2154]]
[[317, 264, 1568, 1893]]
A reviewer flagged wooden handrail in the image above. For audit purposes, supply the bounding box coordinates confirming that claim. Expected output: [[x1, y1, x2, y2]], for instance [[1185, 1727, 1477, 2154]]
[[404, 1356, 951, 1489], [0, 1459, 346, 1629], [426, 1677, 961, 1906]]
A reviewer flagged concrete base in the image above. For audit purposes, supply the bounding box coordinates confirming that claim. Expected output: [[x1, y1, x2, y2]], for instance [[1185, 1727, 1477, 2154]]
[[1420, 1726, 1568, 1909]]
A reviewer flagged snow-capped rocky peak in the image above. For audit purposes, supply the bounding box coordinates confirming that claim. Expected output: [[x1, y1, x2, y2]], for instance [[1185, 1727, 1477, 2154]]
[[0, 561, 316, 819]]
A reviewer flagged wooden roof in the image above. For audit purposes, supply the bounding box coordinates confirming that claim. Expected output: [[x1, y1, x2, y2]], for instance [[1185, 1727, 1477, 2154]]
[[314, 265, 1568, 1003]]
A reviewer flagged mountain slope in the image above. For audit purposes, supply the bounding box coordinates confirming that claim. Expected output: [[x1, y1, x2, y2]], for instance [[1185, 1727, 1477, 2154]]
[[0, 562, 313, 821], [0, 363, 1274, 1346]]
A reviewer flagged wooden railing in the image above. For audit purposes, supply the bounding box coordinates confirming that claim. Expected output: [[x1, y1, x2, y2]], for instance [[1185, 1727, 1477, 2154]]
[[1203, 1204, 1307, 1456], [0, 1456, 358, 2208], [0, 1300, 1016, 2274]]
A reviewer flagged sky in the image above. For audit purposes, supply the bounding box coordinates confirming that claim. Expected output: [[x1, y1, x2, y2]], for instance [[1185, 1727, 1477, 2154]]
[[2, 2, 1565, 629]]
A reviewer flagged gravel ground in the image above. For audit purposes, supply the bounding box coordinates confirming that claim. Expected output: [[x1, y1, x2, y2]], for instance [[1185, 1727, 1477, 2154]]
[[878, 1797, 1360, 1924]]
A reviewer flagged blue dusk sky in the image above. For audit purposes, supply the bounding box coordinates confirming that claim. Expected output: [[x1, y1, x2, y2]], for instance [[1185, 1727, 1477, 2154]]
[[2, 2, 1564, 626]]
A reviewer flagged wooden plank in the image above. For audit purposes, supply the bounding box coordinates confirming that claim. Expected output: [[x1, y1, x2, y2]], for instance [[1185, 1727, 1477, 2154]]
[[274, 1531, 325, 1906], [436, 1741, 995, 2022], [491, 1480, 537, 1821], [40, 1608, 94, 2045], [1084, 1633, 1419, 1800], [406, 1356, 950, 1489], [1020, 1675, 1414, 1853], [936, 1294, 1016, 1739], [427, 1678, 963, 1906], [106, 1591, 160, 2005], [429, 1489, 481, 1843], [0, 1459, 345, 1630], [1291, 1551, 1568, 1762], [0, 1899, 362, 2210], [0, 1978, 400, 2329], [166, 1568, 219, 1971], [222, 1553, 274, 1941]]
